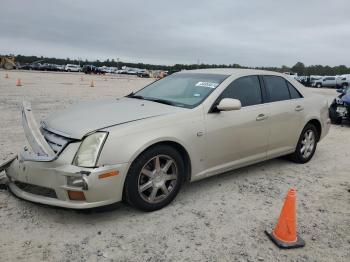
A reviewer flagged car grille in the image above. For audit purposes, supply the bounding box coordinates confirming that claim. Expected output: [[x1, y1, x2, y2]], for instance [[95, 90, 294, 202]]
[[41, 128, 73, 154], [14, 182, 57, 199]]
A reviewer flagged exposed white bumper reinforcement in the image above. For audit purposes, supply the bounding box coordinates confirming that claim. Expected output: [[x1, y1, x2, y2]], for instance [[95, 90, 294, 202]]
[[21, 101, 55, 158], [0, 155, 17, 173]]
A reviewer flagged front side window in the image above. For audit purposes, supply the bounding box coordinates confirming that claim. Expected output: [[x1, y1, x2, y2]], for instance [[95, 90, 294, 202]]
[[219, 76, 262, 107], [264, 76, 290, 102], [133, 73, 229, 108]]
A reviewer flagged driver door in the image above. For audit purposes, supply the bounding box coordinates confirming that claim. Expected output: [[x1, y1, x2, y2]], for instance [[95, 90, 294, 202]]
[[204, 75, 269, 174]]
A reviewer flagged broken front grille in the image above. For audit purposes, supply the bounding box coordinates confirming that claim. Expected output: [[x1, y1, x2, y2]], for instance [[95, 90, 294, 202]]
[[41, 128, 73, 154]]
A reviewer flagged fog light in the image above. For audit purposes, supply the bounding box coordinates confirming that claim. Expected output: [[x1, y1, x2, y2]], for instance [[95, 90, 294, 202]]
[[67, 190, 86, 201], [67, 175, 89, 190]]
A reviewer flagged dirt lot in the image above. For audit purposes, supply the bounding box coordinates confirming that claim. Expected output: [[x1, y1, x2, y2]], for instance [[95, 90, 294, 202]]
[[0, 70, 349, 262]]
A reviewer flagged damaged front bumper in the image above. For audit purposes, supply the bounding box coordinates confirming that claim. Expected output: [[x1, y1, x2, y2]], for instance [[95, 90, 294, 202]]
[[0, 102, 127, 209]]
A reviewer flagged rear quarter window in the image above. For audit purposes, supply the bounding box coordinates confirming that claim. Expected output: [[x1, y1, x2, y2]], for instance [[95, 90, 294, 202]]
[[287, 82, 303, 99]]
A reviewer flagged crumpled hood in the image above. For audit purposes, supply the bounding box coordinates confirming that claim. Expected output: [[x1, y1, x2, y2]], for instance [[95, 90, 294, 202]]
[[43, 97, 184, 139]]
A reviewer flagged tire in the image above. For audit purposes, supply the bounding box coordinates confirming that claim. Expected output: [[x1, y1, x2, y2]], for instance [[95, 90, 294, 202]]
[[329, 106, 342, 124], [4, 62, 14, 70], [316, 83, 322, 88], [124, 145, 185, 211], [290, 123, 318, 163]]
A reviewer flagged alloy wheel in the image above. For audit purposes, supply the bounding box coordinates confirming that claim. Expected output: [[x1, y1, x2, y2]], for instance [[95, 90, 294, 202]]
[[138, 155, 178, 204], [300, 130, 315, 159]]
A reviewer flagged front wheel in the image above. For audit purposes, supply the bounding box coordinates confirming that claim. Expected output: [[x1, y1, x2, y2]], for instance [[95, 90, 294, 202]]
[[124, 145, 185, 211], [316, 83, 322, 88], [290, 124, 318, 163]]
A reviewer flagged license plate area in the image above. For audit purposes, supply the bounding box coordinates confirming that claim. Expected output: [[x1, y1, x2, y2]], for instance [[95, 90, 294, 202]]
[[336, 106, 347, 115]]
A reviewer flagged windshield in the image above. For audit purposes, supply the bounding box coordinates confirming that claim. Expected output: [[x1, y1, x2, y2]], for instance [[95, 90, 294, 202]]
[[132, 73, 229, 108]]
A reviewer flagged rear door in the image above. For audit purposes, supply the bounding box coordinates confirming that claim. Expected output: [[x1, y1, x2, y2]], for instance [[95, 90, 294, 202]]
[[262, 76, 305, 158]]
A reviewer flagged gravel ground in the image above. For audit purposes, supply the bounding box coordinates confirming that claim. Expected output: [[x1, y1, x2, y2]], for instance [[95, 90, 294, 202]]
[[0, 70, 349, 262]]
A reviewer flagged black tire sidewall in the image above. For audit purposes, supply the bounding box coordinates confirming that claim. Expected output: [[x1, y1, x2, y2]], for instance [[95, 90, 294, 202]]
[[329, 106, 342, 124], [124, 145, 185, 211]]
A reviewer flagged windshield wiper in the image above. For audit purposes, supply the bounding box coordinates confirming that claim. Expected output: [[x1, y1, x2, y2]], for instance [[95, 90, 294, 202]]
[[127, 94, 145, 100], [145, 98, 176, 106], [127, 94, 175, 106]]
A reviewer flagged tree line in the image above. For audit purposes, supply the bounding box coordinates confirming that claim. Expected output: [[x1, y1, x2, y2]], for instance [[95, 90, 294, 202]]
[[12, 55, 350, 76]]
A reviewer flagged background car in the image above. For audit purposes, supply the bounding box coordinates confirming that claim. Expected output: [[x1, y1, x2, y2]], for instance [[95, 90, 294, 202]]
[[312, 76, 337, 88], [82, 65, 105, 74], [17, 63, 32, 70], [336, 74, 350, 88], [137, 69, 150, 78], [65, 64, 81, 72], [40, 63, 59, 71], [55, 64, 65, 71], [329, 87, 350, 124]]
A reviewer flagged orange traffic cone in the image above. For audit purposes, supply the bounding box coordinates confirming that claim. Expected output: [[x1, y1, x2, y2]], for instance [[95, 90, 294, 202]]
[[16, 78, 22, 87], [5, 73, 9, 79], [265, 188, 305, 249], [90, 80, 95, 87]]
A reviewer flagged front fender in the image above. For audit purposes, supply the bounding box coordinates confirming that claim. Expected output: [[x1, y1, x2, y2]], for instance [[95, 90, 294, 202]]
[[96, 111, 206, 178]]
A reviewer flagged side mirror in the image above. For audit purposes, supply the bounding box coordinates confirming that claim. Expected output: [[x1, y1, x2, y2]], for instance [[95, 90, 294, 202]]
[[216, 98, 241, 111]]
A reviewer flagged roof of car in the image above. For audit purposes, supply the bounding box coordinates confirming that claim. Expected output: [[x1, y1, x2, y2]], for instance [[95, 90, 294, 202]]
[[177, 68, 311, 97], [178, 68, 286, 77]]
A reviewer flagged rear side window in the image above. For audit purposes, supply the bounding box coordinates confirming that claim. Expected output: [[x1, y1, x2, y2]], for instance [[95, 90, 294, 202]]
[[220, 76, 262, 107], [263, 76, 290, 102], [287, 82, 303, 99]]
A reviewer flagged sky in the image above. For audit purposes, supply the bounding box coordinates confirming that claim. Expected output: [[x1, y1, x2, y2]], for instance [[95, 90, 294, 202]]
[[1, 0, 350, 67]]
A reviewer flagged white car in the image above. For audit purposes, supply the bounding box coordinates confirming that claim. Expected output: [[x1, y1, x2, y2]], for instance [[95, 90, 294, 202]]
[[336, 74, 350, 88], [65, 64, 81, 72], [0, 69, 330, 210], [312, 76, 337, 88]]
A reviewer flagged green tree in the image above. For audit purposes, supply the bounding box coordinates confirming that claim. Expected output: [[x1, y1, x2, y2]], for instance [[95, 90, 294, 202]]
[[292, 62, 306, 75]]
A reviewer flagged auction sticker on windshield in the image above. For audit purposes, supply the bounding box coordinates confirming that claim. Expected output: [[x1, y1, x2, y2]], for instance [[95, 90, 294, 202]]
[[195, 82, 219, 88]]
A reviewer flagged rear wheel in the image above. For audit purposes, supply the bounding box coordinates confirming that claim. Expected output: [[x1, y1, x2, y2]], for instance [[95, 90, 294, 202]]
[[290, 124, 318, 163], [124, 145, 185, 211]]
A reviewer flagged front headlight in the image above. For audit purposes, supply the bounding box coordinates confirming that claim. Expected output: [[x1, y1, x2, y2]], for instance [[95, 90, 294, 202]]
[[73, 132, 108, 167]]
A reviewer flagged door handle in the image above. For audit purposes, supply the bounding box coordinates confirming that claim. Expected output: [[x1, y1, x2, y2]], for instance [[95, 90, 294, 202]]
[[256, 114, 268, 121], [295, 105, 304, 111]]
